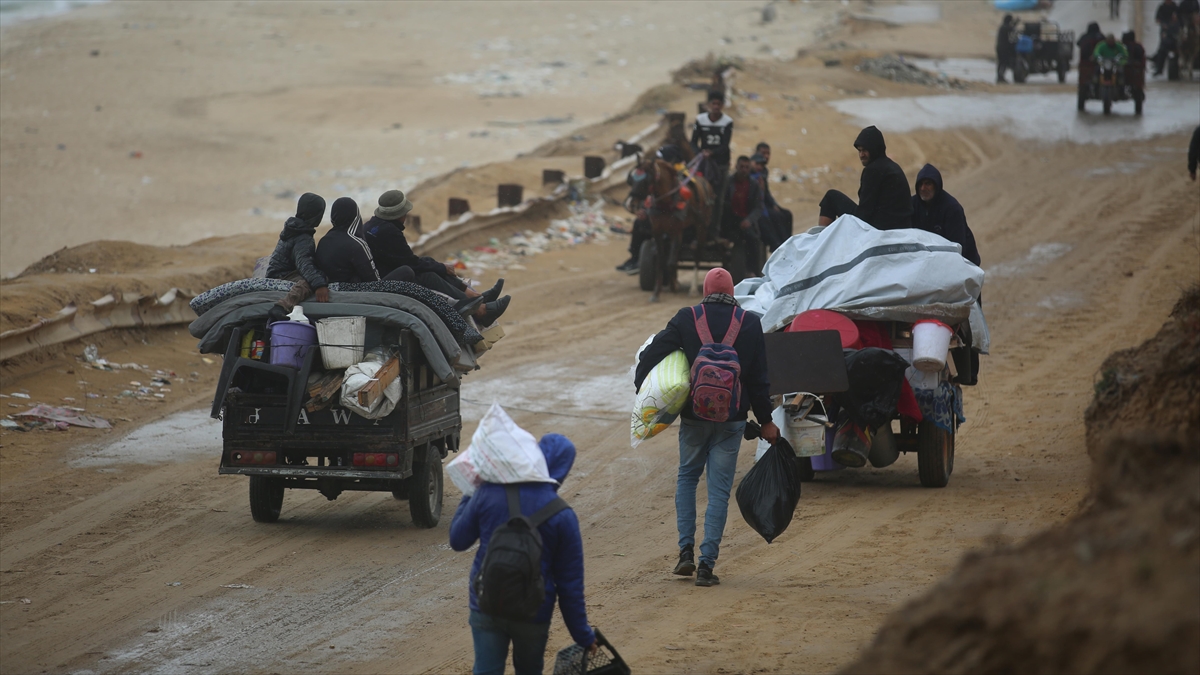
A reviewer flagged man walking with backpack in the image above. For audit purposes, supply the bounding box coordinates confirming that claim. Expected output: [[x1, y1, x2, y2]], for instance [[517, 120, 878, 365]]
[[449, 432, 596, 674], [634, 268, 779, 586]]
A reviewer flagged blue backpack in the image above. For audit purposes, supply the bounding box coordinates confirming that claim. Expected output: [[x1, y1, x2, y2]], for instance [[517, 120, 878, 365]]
[[689, 305, 744, 422]]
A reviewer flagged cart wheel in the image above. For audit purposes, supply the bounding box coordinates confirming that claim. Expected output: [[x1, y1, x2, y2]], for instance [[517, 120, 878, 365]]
[[1057, 66, 1068, 83], [409, 444, 443, 528], [249, 476, 285, 523], [1013, 58, 1028, 83], [1134, 91, 1144, 115], [1077, 88, 1087, 111], [1168, 56, 1180, 81], [917, 420, 953, 488], [1102, 88, 1112, 115], [637, 240, 657, 292], [797, 456, 815, 482]]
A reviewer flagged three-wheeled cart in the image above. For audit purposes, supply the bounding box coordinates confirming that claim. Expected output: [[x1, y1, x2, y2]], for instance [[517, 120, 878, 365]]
[[210, 320, 462, 527]]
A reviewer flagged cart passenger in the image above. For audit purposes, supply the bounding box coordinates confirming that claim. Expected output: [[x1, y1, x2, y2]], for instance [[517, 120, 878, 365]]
[[449, 432, 597, 673], [818, 126, 912, 231], [1093, 33, 1130, 64], [363, 189, 507, 323], [691, 90, 734, 239], [911, 164, 981, 266], [723, 155, 767, 273], [1078, 22, 1104, 61], [634, 268, 779, 587], [265, 192, 331, 323], [752, 144, 793, 250]]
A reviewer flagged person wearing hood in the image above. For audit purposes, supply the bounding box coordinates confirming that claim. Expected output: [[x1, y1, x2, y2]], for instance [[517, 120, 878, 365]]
[[364, 189, 509, 324], [449, 433, 596, 675], [265, 192, 330, 322], [635, 268, 779, 587], [314, 197, 384, 285], [752, 144, 793, 251], [996, 14, 1019, 83], [911, 164, 981, 266], [818, 126, 913, 231], [1078, 22, 1104, 61]]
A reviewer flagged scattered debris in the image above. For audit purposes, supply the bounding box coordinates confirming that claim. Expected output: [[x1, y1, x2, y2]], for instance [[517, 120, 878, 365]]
[[9, 393, 30, 399], [220, 583, 253, 589], [448, 200, 617, 274], [856, 55, 966, 89], [13, 405, 111, 429], [166, 582, 181, 587]]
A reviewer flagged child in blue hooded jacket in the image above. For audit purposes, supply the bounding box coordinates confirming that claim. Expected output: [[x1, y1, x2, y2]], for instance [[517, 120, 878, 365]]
[[449, 433, 596, 675]]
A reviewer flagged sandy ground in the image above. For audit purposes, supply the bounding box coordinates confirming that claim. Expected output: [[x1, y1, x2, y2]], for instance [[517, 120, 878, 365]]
[[0, 0, 845, 278], [2, 1, 1200, 674]]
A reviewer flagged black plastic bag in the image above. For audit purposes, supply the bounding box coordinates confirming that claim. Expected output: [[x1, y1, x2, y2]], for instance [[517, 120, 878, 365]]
[[833, 347, 910, 429], [735, 438, 802, 543]]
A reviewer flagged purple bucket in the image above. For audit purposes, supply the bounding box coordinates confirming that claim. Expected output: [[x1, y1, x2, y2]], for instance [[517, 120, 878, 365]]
[[268, 320, 317, 369], [810, 425, 845, 472]]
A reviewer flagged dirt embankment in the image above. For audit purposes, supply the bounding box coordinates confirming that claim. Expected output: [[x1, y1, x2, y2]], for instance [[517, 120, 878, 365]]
[[842, 288, 1200, 675]]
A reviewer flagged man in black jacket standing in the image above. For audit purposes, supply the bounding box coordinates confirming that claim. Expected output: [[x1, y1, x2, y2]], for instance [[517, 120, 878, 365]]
[[818, 126, 913, 231], [996, 14, 1018, 83], [635, 268, 779, 587], [911, 164, 981, 266]]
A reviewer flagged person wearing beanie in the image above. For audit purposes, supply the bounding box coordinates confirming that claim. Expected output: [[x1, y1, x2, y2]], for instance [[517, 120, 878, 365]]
[[817, 125, 912, 231], [633, 267, 779, 587], [265, 192, 331, 322], [363, 189, 509, 325]]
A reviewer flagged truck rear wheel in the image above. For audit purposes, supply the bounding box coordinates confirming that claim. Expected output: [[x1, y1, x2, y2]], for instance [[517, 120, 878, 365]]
[[917, 420, 954, 488], [409, 445, 443, 528], [249, 476, 285, 523]]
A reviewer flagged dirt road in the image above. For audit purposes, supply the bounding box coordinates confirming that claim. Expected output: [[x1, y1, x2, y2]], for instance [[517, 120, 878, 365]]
[[2, 113, 1197, 672]]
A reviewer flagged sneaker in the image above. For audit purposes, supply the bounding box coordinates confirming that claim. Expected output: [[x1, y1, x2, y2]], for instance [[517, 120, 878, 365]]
[[267, 304, 288, 325], [695, 563, 720, 587], [615, 258, 636, 272], [673, 546, 696, 576]]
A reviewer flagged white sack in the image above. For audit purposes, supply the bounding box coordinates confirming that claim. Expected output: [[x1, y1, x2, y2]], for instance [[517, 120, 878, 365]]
[[445, 403, 555, 497], [339, 355, 402, 419], [734, 216, 987, 344]]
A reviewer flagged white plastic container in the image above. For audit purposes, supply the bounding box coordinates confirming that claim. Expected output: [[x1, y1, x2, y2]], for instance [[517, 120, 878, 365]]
[[785, 413, 828, 457], [911, 319, 953, 372], [315, 316, 366, 369]]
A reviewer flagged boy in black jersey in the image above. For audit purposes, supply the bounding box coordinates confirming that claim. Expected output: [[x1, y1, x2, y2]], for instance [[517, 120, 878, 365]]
[[691, 90, 734, 239]]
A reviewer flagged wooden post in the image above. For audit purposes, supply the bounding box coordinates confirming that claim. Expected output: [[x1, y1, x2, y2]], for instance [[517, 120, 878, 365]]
[[497, 184, 524, 207], [448, 198, 470, 218], [583, 156, 605, 179], [542, 169, 565, 185]]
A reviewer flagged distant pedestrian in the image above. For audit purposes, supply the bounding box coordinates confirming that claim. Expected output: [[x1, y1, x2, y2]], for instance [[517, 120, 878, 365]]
[[449, 433, 596, 675], [635, 267, 779, 587], [996, 14, 1018, 83]]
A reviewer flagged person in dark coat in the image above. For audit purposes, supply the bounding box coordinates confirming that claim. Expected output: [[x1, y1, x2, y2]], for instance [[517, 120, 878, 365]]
[[818, 126, 913, 231], [996, 14, 1019, 83], [635, 268, 779, 587], [364, 189, 508, 323], [265, 192, 330, 322], [315, 197, 382, 285], [1078, 21, 1104, 62], [722, 156, 767, 274], [911, 164, 981, 266], [752, 143, 793, 250], [449, 432, 596, 674], [1188, 125, 1199, 180], [692, 90, 734, 239]]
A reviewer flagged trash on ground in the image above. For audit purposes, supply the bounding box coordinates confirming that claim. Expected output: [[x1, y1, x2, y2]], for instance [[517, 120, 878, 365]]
[[856, 55, 965, 89], [14, 405, 111, 429], [220, 583, 253, 589]]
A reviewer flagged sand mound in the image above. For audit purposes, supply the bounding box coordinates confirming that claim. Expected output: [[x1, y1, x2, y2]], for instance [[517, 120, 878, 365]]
[[842, 288, 1200, 675]]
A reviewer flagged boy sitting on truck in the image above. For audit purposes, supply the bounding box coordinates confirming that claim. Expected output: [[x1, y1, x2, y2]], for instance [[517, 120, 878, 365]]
[[266, 192, 331, 323]]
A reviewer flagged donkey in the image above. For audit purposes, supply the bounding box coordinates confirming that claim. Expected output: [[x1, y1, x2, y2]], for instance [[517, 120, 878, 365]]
[[641, 157, 713, 302]]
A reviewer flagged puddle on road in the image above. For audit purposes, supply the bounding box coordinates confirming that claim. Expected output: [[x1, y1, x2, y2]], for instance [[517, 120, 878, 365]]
[[987, 243, 1073, 278], [460, 360, 632, 424], [70, 409, 220, 469], [829, 86, 1200, 144], [910, 57, 1078, 85]]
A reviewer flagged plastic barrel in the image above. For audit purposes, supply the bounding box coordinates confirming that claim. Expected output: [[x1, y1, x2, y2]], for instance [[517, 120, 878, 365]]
[[268, 320, 317, 370]]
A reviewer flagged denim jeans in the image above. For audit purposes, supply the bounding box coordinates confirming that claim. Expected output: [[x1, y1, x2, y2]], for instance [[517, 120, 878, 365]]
[[469, 609, 551, 675], [677, 417, 746, 568]]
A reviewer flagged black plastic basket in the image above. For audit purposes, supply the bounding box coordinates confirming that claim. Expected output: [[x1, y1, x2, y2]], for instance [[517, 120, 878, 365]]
[[553, 628, 630, 675]]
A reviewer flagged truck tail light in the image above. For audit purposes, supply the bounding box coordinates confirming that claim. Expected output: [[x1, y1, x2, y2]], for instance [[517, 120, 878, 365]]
[[231, 451, 276, 465], [352, 453, 399, 469]]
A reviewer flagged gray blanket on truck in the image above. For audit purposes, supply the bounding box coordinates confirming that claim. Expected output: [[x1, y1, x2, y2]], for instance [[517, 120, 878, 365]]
[[189, 292, 474, 386]]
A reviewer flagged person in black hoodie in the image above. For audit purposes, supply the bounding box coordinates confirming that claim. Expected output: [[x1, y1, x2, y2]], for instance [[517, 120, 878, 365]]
[[315, 197, 382, 285], [265, 192, 330, 322], [818, 126, 913, 231], [996, 14, 1018, 83], [364, 189, 507, 322], [911, 164, 981, 266]]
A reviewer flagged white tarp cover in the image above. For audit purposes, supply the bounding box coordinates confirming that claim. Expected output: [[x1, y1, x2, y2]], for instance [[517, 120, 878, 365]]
[[735, 216, 987, 350]]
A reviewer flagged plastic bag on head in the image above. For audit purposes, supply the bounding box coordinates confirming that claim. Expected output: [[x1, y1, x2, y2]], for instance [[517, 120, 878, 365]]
[[445, 403, 555, 497], [735, 438, 802, 543]]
